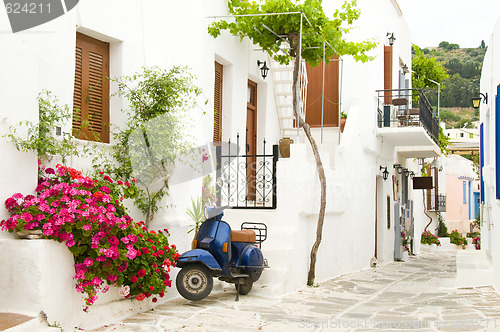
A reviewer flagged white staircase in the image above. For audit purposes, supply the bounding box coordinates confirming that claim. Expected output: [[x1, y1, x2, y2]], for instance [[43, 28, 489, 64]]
[[269, 57, 308, 139]]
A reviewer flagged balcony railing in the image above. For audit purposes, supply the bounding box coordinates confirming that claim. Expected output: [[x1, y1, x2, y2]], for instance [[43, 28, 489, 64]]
[[426, 194, 446, 212], [376, 89, 439, 143]]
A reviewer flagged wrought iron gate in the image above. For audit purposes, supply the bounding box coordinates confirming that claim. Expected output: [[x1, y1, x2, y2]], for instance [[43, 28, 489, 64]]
[[216, 134, 278, 209]]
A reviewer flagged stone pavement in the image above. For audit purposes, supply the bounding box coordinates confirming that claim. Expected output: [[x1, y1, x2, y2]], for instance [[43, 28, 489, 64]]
[[88, 248, 500, 332]]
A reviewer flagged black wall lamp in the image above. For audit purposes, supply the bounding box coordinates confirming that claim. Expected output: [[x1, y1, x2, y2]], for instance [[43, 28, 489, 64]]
[[393, 163, 403, 174], [387, 32, 396, 46], [380, 166, 389, 181], [402, 64, 409, 74], [472, 92, 488, 109], [257, 60, 269, 79]]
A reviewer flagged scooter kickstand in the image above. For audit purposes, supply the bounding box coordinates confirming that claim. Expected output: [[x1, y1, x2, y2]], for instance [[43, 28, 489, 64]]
[[235, 282, 240, 302]]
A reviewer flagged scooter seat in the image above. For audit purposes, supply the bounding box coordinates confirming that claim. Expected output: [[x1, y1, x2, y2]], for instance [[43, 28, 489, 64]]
[[231, 229, 256, 243]]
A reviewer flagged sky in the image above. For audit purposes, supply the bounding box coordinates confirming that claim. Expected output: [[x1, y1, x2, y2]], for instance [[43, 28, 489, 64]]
[[396, 0, 500, 48]]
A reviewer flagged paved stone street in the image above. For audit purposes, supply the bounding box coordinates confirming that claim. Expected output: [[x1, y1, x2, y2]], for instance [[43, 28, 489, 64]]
[[89, 248, 500, 332]]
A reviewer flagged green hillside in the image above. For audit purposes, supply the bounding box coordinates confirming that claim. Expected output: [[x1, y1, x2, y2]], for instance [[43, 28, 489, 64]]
[[413, 41, 486, 128]]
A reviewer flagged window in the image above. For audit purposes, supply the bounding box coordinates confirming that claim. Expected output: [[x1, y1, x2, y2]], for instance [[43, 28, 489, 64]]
[[387, 195, 391, 229], [463, 181, 467, 204], [460, 132, 464, 138], [72, 32, 110, 143], [213, 62, 223, 143], [470, 133, 474, 139]]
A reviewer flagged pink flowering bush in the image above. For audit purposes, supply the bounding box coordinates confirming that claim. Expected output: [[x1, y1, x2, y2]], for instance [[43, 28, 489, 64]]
[[472, 236, 481, 250], [420, 231, 441, 246], [0, 165, 179, 309]]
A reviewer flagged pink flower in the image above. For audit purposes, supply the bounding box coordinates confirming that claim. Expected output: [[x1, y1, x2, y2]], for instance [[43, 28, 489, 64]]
[[83, 224, 91, 231], [100, 186, 111, 194], [21, 212, 33, 222], [126, 248, 137, 260], [131, 276, 138, 283], [92, 277, 103, 286], [138, 269, 147, 277], [136, 293, 146, 301], [66, 239, 76, 247], [121, 236, 130, 244], [84, 258, 94, 267]]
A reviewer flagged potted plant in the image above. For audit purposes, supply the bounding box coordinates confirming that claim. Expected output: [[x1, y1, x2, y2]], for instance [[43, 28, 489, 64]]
[[186, 196, 204, 249], [340, 111, 347, 133], [420, 230, 441, 247], [450, 230, 468, 249], [0, 164, 179, 309]]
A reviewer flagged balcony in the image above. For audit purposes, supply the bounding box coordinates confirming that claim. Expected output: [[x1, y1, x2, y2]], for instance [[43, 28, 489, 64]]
[[376, 89, 441, 158], [426, 194, 446, 212]]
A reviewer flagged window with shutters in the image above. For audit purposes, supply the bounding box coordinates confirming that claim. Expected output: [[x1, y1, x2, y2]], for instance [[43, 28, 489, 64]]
[[213, 61, 223, 143], [305, 59, 339, 127], [73, 32, 110, 143]]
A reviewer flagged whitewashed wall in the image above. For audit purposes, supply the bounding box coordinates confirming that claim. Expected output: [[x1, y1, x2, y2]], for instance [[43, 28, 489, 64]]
[[479, 15, 500, 292]]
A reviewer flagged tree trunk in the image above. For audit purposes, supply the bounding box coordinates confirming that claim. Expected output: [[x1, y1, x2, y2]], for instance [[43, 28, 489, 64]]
[[289, 34, 327, 286]]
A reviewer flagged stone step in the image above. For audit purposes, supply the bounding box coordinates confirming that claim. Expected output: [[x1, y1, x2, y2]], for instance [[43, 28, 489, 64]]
[[0, 312, 58, 331]]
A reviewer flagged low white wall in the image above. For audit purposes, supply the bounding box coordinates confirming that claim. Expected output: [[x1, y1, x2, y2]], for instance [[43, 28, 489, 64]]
[[0, 239, 179, 330]]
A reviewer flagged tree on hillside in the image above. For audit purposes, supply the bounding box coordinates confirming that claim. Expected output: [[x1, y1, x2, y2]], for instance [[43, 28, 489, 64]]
[[208, 0, 376, 285], [412, 44, 448, 92], [439, 41, 459, 50]]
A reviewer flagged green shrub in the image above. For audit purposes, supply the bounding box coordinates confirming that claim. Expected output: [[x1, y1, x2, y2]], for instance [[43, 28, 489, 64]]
[[421, 231, 441, 246], [450, 230, 468, 246]]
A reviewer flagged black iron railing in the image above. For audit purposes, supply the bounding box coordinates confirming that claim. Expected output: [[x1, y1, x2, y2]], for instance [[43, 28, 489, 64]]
[[216, 134, 278, 209], [376, 89, 439, 143], [427, 194, 446, 212]]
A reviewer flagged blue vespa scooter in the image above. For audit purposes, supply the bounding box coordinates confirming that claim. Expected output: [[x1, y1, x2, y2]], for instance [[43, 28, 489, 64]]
[[176, 207, 268, 301]]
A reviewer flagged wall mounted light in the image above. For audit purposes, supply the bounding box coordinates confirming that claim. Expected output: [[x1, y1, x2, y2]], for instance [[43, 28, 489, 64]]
[[402, 64, 409, 74], [472, 92, 488, 109], [409, 171, 415, 178], [257, 60, 269, 79], [387, 32, 396, 46], [393, 163, 403, 174], [380, 166, 389, 181]]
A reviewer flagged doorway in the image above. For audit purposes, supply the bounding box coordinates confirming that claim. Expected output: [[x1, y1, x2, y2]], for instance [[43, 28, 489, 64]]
[[246, 80, 257, 201]]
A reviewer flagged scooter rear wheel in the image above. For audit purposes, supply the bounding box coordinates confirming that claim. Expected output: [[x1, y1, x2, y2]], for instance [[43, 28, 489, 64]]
[[176, 264, 213, 301], [236, 279, 253, 295]]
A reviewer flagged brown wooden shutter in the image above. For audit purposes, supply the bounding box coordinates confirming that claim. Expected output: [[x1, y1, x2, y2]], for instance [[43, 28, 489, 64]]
[[384, 46, 393, 104], [213, 61, 223, 143], [305, 57, 340, 127], [72, 32, 110, 143]]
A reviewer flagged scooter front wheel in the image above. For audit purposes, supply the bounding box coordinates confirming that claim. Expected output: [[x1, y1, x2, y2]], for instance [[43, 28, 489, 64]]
[[176, 264, 213, 301]]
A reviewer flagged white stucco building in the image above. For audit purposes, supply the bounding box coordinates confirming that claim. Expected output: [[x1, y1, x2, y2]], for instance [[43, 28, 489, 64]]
[[0, 0, 442, 329], [478, 14, 500, 292]]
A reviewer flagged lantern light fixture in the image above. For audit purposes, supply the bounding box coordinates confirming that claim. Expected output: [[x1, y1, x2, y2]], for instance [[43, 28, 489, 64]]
[[380, 166, 389, 181], [472, 92, 488, 109], [387, 32, 396, 46], [257, 60, 269, 79], [393, 163, 403, 174]]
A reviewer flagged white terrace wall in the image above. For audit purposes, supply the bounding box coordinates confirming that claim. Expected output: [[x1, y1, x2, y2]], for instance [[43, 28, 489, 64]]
[[479, 15, 500, 292]]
